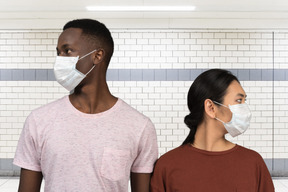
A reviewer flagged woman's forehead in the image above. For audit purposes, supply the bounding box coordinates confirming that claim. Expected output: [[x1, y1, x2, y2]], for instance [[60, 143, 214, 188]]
[[225, 80, 246, 97]]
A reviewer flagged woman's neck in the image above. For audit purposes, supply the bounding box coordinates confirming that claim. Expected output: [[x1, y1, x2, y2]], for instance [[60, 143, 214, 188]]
[[192, 121, 235, 152]]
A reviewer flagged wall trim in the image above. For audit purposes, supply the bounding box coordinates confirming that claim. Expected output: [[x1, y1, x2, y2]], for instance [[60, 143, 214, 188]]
[[0, 69, 287, 81]]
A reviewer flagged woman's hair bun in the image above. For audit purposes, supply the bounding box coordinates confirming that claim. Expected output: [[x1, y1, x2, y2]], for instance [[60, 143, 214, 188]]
[[184, 113, 198, 130]]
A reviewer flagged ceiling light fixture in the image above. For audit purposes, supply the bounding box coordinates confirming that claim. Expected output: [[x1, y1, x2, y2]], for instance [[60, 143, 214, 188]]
[[86, 6, 196, 12]]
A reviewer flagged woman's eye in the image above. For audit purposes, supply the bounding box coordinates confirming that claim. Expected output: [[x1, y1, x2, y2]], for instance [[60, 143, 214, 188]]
[[236, 98, 247, 103], [236, 99, 242, 103]]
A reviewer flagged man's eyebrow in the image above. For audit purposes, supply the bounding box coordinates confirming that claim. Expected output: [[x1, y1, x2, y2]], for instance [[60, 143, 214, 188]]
[[56, 44, 69, 51]]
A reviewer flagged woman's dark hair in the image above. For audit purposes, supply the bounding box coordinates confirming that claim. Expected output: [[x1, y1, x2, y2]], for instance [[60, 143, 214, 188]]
[[63, 19, 114, 65], [182, 69, 239, 145]]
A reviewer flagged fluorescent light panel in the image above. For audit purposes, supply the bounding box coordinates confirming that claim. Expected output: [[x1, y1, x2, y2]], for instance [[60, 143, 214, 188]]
[[86, 6, 196, 12]]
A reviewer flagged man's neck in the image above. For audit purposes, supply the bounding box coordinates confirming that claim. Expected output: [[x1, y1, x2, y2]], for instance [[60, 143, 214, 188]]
[[69, 83, 117, 114]]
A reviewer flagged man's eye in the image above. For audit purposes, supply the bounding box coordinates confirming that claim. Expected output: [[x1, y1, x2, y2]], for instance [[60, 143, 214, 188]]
[[66, 49, 72, 54]]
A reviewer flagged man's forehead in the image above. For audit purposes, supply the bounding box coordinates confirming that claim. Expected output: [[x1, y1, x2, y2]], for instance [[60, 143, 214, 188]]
[[58, 28, 83, 45], [60, 28, 83, 38]]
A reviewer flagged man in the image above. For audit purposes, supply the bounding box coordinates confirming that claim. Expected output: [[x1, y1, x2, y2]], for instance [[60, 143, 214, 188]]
[[14, 19, 158, 192]]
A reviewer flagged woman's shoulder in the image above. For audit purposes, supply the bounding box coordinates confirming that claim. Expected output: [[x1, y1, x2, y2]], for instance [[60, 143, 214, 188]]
[[236, 145, 265, 161], [156, 145, 190, 165]]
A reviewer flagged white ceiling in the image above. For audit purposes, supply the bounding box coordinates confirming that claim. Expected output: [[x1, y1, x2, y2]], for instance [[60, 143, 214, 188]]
[[0, 0, 288, 29], [1, 0, 288, 17]]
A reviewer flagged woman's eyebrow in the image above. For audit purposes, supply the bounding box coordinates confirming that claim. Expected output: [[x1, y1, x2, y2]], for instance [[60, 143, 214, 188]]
[[237, 93, 247, 98]]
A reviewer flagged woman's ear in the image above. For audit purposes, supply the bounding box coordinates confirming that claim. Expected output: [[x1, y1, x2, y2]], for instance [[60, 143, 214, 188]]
[[204, 99, 216, 119], [92, 49, 105, 65]]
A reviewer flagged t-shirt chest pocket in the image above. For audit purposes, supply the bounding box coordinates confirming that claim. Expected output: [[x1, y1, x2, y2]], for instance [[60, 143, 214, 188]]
[[100, 147, 130, 181]]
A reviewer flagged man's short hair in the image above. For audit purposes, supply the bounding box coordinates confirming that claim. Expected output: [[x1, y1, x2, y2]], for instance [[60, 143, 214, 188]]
[[63, 19, 114, 65]]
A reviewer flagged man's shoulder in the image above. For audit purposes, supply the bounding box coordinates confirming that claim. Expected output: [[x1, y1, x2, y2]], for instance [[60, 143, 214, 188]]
[[31, 95, 67, 116], [118, 98, 150, 120]]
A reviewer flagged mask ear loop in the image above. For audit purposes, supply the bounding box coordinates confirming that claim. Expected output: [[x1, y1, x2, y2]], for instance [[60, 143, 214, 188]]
[[213, 101, 228, 108], [215, 117, 225, 123], [79, 49, 98, 60], [85, 64, 96, 75], [213, 101, 229, 123], [78, 49, 98, 75]]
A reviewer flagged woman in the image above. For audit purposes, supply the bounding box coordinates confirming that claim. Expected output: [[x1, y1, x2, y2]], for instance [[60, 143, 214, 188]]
[[150, 69, 274, 192]]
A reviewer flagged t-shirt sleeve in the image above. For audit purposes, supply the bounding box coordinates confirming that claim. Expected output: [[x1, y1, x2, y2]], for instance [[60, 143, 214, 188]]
[[257, 156, 275, 192], [131, 118, 158, 173], [13, 112, 42, 172]]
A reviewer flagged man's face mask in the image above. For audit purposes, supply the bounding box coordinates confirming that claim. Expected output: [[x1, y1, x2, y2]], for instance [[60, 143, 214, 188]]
[[213, 101, 252, 137], [54, 49, 97, 92]]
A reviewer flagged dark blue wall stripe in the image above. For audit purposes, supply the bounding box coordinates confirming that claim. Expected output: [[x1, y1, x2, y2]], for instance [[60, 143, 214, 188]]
[[0, 69, 287, 81]]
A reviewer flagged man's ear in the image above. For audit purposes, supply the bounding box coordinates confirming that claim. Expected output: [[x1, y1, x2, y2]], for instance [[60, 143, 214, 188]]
[[93, 49, 105, 64], [204, 99, 216, 119]]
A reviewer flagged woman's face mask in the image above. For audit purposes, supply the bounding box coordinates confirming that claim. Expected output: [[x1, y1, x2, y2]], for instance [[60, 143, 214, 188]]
[[213, 101, 252, 137]]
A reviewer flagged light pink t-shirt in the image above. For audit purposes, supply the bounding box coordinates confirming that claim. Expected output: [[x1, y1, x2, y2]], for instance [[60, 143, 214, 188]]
[[14, 96, 158, 192]]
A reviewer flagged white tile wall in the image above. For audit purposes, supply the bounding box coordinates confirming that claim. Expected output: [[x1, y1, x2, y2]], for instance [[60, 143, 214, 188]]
[[0, 30, 288, 166]]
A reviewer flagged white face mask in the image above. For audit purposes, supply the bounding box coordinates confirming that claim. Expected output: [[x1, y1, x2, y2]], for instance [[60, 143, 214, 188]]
[[214, 101, 252, 137], [54, 50, 97, 91]]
